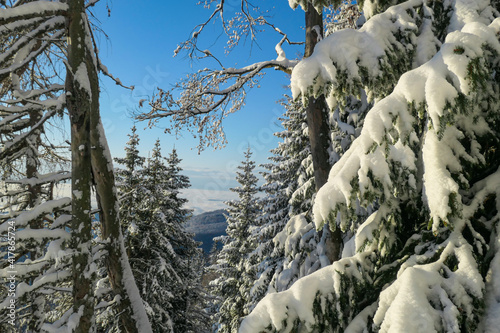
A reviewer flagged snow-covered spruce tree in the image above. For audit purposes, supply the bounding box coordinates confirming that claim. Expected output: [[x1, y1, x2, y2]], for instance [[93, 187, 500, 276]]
[[97, 125, 147, 330], [116, 138, 207, 333], [114, 126, 146, 254], [210, 148, 260, 332], [143, 143, 207, 333], [249, 87, 371, 316], [246, 96, 318, 311], [248, 3, 369, 309], [240, 1, 500, 332]]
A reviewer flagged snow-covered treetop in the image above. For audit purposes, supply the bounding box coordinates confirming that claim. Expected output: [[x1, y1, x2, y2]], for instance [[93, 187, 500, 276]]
[[288, 0, 341, 12], [290, 0, 497, 111]]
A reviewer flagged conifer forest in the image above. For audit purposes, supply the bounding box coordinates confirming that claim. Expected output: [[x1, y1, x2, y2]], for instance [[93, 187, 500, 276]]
[[1, 0, 500, 332]]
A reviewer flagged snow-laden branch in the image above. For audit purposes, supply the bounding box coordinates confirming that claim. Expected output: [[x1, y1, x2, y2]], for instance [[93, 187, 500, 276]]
[[0, 18, 65, 80], [0, 106, 62, 163], [0, 99, 61, 114], [0, 16, 45, 35], [288, 0, 341, 13], [291, 0, 499, 109], [173, 0, 223, 58], [313, 18, 500, 232], [141, 57, 297, 117], [0, 270, 71, 309], [291, 0, 429, 108], [4, 171, 71, 187], [0, 112, 28, 132], [97, 59, 134, 90], [174, 0, 302, 58], [0, 1, 67, 25], [10, 83, 65, 100], [241, 5, 500, 330], [0, 197, 71, 232]]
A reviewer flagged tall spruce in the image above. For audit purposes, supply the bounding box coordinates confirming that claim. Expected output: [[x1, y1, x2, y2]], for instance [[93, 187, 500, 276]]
[[210, 148, 260, 333], [247, 96, 320, 312], [115, 136, 206, 333], [114, 126, 146, 252], [154, 144, 207, 333], [248, 56, 369, 310], [241, 1, 500, 332]]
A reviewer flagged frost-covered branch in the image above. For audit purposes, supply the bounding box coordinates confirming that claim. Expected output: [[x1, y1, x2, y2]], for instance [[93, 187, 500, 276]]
[[4, 171, 70, 186], [136, 56, 297, 150], [98, 59, 134, 90], [0, 108, 60, 163], [174, 0, 299, 58], [0, 19, 65, 81], [136, 1, 308, 150]]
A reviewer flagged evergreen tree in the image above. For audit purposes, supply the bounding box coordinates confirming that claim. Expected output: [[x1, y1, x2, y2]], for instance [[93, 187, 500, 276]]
[[247, 96, 319, 312], [210, 148, 260, 333], [97, 126, 148, 331], [151, 144, 207, 333], [247, 8, 369, 313], [115, 137, 207, 333], [249, 39, 370, 308], [114, 126, 147, 250], [241, 1, 500, 332]]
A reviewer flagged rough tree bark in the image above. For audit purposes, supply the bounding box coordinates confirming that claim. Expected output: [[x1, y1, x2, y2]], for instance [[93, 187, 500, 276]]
[[91, 103, 149, 333], [65, 1, 151, 331], [26, 111, 45, 332], [305, 4, 342, 263], [66, 0, 94, 331]]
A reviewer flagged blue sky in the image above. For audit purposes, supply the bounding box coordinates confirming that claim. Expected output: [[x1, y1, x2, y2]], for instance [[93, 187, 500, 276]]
[[90, 1, 305, 209]]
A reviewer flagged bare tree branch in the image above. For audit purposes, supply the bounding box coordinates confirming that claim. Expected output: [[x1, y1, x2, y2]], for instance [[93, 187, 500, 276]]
[[85, 0, 101, 9], [135, 56, 297, 150], [136, 1, 305, 151]]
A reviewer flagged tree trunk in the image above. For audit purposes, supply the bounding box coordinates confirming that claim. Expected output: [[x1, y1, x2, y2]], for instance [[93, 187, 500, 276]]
[[86, 19, 153, 333], [65, 2, 151, 331], [304, 5, 330, 191], [305, 4, 342, 263], [91, 120, 152, 333], [26, 111, 45, 332], [66, 1, 95, 331]]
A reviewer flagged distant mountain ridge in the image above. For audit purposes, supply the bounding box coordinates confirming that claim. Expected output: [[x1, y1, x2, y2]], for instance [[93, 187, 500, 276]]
[[185, 209, 228, 253]]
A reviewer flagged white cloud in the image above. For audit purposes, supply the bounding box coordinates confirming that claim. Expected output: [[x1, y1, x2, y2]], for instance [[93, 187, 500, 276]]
[[52, 183, 236, 216], [181, 188, 237, 215]]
